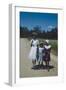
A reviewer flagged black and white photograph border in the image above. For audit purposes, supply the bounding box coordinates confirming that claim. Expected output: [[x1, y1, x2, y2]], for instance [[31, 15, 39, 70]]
[[9, 4, 64, 86]]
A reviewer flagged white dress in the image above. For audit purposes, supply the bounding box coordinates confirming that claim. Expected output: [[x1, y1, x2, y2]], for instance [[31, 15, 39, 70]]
[[38, 47, 43, 62], [29, 39, 39, 61]]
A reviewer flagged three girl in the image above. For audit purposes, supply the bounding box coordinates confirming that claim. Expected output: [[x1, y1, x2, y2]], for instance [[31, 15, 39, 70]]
[[29, 35, 51, 70]]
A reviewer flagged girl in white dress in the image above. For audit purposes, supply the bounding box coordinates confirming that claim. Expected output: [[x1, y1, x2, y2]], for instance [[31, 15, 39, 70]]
[[29, 36, 39, 67], [38, 43, 43, 65]]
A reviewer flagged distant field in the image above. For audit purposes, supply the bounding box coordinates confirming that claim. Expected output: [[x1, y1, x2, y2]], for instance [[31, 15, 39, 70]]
[[49, 40, 58, 55]]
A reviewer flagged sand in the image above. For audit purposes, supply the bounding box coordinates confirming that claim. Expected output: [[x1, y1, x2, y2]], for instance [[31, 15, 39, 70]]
[[20, 38, 58, 78]]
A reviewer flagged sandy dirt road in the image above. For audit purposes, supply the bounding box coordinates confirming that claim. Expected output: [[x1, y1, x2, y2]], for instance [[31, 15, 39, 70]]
[[20, 38, 58, 78]]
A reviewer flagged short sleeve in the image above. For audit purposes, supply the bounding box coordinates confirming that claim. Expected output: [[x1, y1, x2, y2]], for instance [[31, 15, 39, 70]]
[[36, 40, 39, 45], [49, 45, 51, 49], [30, 39, 33, 44]]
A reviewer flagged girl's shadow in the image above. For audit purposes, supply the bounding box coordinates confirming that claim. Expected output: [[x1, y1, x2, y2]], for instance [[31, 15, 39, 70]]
[[32, 64, 54, 70]]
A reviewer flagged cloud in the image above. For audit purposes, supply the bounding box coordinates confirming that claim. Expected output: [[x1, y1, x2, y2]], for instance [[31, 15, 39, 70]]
[[48, 25, 54, 31], [48, 25, 54, 29]]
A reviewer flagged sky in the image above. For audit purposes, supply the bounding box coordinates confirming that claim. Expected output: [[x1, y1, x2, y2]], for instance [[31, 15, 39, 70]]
[[20, 12, 58, 32]]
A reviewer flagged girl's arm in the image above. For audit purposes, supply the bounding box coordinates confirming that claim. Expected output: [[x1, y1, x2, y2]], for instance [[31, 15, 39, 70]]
[[31, 40, 33, 47]]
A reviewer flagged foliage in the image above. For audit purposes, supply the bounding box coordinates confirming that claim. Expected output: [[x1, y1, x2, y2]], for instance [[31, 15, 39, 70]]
[[20, 26, 58, 40]]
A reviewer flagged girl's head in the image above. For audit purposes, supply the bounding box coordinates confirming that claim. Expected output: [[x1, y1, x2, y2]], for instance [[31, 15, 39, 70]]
[[32, 32, 37, 40], [33, 35, 36, 40], [40, 42, 43, 48], [45, 40, 49, 45]]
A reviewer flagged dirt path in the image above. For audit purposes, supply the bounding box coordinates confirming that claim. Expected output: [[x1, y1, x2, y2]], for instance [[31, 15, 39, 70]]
[[20, 38, 58, 78]]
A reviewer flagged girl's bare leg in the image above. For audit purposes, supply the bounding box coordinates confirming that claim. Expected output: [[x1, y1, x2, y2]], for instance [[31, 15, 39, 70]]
[[47, 61, 49, 72], [45, 61, 49, 71], [34, 60, 36, 66], [32, 60, 36, 67], [38, 60, 40, 65], [32, 60, 34, 67], [45, 61, 47, 67], [41, 60, 43, 65]]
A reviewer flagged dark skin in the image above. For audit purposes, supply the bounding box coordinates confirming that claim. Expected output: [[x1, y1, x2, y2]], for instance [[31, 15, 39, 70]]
[[33, 36, 36, 40], [31, 36, 36, 47], [45, 60, 50, 72]]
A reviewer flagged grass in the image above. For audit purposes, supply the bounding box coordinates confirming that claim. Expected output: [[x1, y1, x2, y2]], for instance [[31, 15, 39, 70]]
[[49, 40, 58, 56]]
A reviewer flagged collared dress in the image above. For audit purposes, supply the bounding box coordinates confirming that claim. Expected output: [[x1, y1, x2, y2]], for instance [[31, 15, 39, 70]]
[[29, 39, 39, 61], [43, 45, 51, 62]]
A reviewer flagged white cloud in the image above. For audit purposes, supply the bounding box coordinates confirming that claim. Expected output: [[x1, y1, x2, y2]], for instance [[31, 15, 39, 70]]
[[48, 25, 54, 29], [48, 25, 54, 31]]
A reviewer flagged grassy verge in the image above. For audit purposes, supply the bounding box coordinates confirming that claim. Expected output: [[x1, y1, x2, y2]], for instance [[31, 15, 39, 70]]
[[49, 40, 58, 56]]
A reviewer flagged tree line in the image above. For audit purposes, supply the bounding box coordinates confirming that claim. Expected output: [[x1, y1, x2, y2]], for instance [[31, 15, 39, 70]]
[[20, 26, 58, 40]]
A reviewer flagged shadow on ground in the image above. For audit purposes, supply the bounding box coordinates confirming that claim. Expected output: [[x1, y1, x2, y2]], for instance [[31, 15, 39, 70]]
[[31, 65, 54, 70]]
